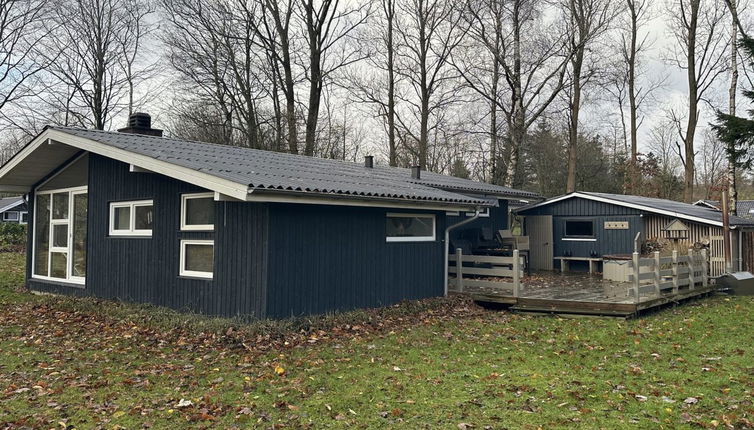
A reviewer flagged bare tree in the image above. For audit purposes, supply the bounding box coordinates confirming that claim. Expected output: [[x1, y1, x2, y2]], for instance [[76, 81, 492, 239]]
[[611, 0, 664, 193], [564, 0, 619, 193], [394, 0, 466, 170], [665, 0, 728, 202], [459, 0, 571, 186], [258, 0, 299, 153], [42, 0, 156, 130], [346, 0, 399, 165], [0, 0, 51, 120], [298, 0, 369, 156]]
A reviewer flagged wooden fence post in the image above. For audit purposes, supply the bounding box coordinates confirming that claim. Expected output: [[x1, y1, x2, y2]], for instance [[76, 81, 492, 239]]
[[672, 250, 679, 294], [653, 251, 661, 295], [456, 248, 463, 292], [632, 251, 640, 299], [688, 248, 695, 289], [701, 249, 709, 288], [513, 249, 520, 297]]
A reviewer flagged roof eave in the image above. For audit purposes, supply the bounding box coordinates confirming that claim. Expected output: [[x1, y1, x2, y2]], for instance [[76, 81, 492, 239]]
[[245, 188, 489, 211]]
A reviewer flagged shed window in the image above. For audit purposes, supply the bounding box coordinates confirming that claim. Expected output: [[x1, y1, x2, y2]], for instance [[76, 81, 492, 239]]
[[565, 220, 594, 238], [109, 200, 153, 236], [386, 213, 436, 242], [3, 211, 18, 221], [180, 240, 214, 279], [20, 212, 28, 224], [181, 193, 215, 231]]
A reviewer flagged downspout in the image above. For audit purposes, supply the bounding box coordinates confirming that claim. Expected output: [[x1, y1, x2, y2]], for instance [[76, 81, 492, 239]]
[[444, 207, 481, 296], [738, 228, 743, 272]]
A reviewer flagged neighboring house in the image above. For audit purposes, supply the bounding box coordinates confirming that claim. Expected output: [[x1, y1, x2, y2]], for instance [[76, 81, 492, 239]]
[[516, 192, 754, 276], [0, 113, 536, 319], [0, 196, 28, 224]]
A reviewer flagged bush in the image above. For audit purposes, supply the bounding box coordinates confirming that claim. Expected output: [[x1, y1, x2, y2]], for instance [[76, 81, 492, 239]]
[[0, 223, 27, 252]]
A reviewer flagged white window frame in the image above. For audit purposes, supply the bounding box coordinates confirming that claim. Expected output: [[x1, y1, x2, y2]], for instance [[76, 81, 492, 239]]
[[385, 213, 436, 243], [466, 207, 490, 217], [179, 239, 214, 279], [109, 200, 154, 237], [32, 186, 88, 286], [180, 192, 215, 231], [19, 212, 28, 224], [445, 211, 460, 216], [3, 211, 18, 221]]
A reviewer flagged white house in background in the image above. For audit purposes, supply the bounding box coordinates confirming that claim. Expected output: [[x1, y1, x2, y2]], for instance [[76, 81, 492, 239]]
[[0, 196, 28, 224]]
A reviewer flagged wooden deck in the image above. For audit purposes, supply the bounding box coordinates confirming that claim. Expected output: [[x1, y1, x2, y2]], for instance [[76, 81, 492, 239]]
[[453, 271, 715, 317]]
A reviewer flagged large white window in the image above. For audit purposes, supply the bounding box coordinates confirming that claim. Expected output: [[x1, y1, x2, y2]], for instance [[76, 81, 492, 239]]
[[179, 240, 214, 279], [386, 213, 436, 242], [33, 187, 87, 285], [109, 200, 154, 236], [181, 193, 215, 231]]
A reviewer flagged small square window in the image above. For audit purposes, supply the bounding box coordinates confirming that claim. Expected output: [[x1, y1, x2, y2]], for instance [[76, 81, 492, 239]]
[[180, 240, 214, 279], [109, 200, 153, 236], [181, 193, 215, 231]]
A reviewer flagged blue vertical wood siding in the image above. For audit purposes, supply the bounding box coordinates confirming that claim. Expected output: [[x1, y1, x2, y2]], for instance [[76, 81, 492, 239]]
[[265, 204, 446, 318], [519, 198, 644, 260], [447, 199, 509, 242], [26, 153, 449, 319]]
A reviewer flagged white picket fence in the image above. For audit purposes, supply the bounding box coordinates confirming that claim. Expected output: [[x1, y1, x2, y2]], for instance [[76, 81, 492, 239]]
[[628, 249, 709, 299], [447, 249, 524, 296]]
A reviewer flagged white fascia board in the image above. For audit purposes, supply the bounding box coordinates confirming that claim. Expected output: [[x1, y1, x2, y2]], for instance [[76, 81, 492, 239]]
[[246, 190, 482, 212], [1, 129, 251, 201], [520, 192, 726, 228]]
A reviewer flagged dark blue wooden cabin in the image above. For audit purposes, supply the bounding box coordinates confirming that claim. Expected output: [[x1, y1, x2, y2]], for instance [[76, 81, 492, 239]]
[[0, 114, 537, 319]]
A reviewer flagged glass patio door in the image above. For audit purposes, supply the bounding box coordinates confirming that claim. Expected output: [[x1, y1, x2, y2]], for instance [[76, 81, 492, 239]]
[[33, 187, 88, 285]]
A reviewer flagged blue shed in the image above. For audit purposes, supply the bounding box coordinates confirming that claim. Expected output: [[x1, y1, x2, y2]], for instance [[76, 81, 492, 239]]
[[516, 192, 754, 275], [0, 114, 537, 319]]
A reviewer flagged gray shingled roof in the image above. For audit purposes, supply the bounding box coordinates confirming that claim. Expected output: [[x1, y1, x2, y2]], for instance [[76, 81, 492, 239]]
[[0, 196, 23, 213], [518, 191, 754, 227], [738, 200, 754, 219], [49, 126, 536, 206]]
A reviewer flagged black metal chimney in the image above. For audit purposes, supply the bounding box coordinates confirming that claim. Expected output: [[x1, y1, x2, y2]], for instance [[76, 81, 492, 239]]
[[364, 155, 374, 168], [117, 112, 163, 137], [411, 165, 421, 179]]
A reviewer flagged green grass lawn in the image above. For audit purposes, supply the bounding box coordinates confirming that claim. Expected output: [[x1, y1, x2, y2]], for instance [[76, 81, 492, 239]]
[[1, 252, 754, 429]]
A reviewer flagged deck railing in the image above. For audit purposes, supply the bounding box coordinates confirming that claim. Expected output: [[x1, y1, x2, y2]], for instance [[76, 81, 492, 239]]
[[447, 248, 524, 296], [628, 249, 709, 299]]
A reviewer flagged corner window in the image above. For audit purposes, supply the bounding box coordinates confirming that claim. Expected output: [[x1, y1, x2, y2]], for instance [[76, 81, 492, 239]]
[[3, 211, 18, 221], [180, 240, 214, 279], [565, 219, 594, 238], [109, 200, 153, 236], [20, 212, 28, 224], [386, 213, 436, 242], [33, 187, 87, 284], [181, 193, 214, 231]]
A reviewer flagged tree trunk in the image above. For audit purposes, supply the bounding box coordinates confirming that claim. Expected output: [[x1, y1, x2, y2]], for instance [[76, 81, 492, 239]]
[[683, 0, 699, 203], [566, 50, 583, 193], [490, 60, 498, 184], [728, 0, 738, 215], [504, 0, 523, 188], [627, 0, 638, 193], [386, 0, 397, 166]]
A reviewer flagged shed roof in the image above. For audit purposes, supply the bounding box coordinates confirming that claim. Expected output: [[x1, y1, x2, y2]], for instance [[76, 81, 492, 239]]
[[0, 126, 538, 209], [516, 191, 754, 228], [737, 200, 754, 219], [0, 196, 24, 213]]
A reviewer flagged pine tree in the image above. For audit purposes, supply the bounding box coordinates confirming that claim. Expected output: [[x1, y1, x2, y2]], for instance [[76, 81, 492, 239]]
[[713, 37, 754, 172]]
